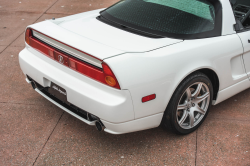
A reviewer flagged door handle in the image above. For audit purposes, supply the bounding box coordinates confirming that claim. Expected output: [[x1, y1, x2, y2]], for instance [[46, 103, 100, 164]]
[[248, 39, 250, 43]]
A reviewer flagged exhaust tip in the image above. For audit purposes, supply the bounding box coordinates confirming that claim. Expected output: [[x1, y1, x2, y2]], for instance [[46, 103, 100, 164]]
[[95, 120, 105, 132], [31, 81, 36, 89]]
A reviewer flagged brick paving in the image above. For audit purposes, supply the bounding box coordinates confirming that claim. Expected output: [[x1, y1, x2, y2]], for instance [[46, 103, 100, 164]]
[[0, 0, 250, 165]]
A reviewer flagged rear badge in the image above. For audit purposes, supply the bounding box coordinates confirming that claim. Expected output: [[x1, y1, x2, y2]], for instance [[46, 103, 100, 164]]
[[52, 85, 67, 96], [48, 82, 68, 104], [58, 55, 64, 64]]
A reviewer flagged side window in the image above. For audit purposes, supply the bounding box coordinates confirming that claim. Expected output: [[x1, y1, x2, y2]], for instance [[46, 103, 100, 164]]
[[231, 0, 250, 29]]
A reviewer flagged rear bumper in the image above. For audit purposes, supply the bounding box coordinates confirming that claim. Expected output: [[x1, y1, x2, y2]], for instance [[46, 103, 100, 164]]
[[102, 113, 163, 134], [30, 81, 162, 134], [19, 46, 162, 134], [19, 46, 134, 123]]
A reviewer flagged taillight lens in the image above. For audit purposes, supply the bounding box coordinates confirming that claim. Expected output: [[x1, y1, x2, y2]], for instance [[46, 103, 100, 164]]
[[25, 28, 121, 89], [25, 28, 32, 45], [105, 76, 116, 86], [102, 62, 120, 89]]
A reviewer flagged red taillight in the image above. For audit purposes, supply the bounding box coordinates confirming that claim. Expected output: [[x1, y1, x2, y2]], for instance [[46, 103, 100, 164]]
[[25, 28, 121, 89], [68, 56, 105, 84], [142, 94, 156, 103], [25, 28, 32, 45]]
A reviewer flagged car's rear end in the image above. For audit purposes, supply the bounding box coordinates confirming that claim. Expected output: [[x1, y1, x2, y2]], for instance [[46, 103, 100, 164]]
[[19, 20, 137, 134], [21, 0, 212, 134]]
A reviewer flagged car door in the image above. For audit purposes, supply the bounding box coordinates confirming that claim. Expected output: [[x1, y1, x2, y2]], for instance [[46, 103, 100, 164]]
[[233, 0, 250, 78], [237, 31, 250, 78]]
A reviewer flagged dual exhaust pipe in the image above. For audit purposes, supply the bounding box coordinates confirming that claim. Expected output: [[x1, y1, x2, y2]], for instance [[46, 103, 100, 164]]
[[28, 77, 106, 132], [29, 79, 43, 90], [95, 120, 105, 132], [31, 81, 37, 89], [87, 113, 105, 132]]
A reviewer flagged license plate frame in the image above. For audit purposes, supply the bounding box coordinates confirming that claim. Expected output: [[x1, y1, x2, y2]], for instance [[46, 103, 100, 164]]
[[47, 82, 68, 103]]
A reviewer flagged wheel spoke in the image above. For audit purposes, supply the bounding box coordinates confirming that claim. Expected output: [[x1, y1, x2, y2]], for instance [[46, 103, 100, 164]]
[[179, 110, 188, 125], [195, 105, 206, 115], [177, 103, 187, 110], [192, 83, 202, 98], [189, 111, 195, 127], [186, 88, 192, 100], [196, 92, 209, 103], [176, 81, 210, 130]]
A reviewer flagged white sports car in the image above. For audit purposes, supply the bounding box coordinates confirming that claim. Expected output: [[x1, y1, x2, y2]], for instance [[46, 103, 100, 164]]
[[19, 0, 250, 134]]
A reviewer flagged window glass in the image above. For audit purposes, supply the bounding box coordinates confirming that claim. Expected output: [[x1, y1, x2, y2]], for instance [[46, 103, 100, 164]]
[[104, 0, 216, 35], [144, 0, 214, 21]]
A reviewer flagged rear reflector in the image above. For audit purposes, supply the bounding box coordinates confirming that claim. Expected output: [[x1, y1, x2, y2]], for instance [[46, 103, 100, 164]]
[[25, 28, 121, 89], [142, 94, 156, 103]]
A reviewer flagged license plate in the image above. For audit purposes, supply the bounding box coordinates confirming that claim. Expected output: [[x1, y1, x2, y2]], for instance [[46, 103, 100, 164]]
[[48, 82, 68, 103]]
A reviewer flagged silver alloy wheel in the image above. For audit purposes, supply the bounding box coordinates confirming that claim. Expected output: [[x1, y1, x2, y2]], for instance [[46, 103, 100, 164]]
[[176, 82, 210, 129]]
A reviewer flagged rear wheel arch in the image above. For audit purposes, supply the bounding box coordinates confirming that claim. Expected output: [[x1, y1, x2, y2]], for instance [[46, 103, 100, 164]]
[[173, 68, 220, 102], [162, 70, 216, 134], [196, 68, 220, 101]]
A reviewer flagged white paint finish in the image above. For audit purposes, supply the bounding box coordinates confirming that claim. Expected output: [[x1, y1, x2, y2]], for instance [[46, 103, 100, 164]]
[[213, 79, 250, 104], [19, 48, 134, 123], [29, 21, 124, 60], [237, 31, 250, 78], [220, 0, 236, 36], [230, 55, 246, 80], [242, 52, 250, 78], [105, 34, 245, 119], [25, 78, 32, 84], [35, 88, 96, 126], [102, 113, 163, 134], [53, 8, 106, 24], [30, 8, 182, 60], [18, 2, 250, 134], [43, 77, 51, 87], [33, 31, 102, 68], [59, 14, 183, 52]]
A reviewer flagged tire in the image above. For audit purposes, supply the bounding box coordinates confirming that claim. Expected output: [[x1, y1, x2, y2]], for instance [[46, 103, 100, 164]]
[[161, 72, 213, 135]]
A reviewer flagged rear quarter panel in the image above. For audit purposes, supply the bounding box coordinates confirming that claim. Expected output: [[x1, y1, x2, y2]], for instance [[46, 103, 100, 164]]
[[104, 34, 245, 119]]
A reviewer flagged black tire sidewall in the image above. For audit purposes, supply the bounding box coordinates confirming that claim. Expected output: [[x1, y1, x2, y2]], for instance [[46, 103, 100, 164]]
[[163, 72, 213, 135]]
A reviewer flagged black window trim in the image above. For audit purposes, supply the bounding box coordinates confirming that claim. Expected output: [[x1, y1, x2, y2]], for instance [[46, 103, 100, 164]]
[[97, 15, 164, 38]]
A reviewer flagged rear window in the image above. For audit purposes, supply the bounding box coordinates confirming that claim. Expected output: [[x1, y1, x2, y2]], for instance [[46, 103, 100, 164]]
[[100, 0, 222, 39]]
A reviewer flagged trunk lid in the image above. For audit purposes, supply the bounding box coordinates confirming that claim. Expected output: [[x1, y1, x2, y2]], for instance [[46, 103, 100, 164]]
[[30, 9, 183, 60]]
